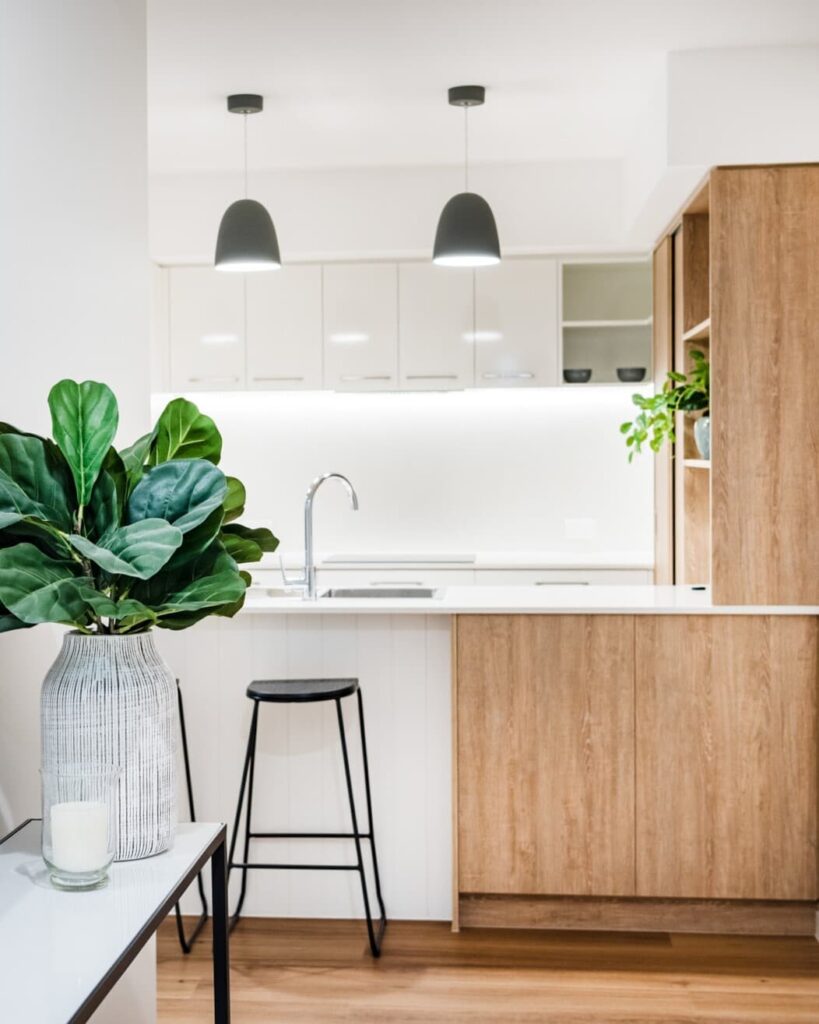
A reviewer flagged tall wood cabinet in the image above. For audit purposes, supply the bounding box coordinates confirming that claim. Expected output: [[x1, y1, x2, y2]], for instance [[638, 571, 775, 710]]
[[653, 163, 819, 604]]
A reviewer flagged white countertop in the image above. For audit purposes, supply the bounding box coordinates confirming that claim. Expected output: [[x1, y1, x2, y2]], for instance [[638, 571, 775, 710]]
[[243, 584, 819, 616], [0, 821, 221, 1024]]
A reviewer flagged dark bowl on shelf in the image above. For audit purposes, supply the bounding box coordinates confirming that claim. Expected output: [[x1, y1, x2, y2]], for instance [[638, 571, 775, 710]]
[[563, 368, 592, 384], [616, 366, 647, 383]]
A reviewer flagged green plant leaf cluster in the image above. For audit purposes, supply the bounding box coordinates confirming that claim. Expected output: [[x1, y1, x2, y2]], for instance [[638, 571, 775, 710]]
[[620, 350, 709, 462], [0, 383, 278, 634]]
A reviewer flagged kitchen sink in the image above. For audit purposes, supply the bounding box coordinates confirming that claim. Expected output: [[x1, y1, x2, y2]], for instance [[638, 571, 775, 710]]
[[321, 587, 439, 599]]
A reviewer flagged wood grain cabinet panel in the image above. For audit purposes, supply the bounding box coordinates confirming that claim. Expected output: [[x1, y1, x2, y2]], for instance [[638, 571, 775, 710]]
[[635, 615, 818, 900], [711, 165, 819, 605], [456, 615, 635, 897]]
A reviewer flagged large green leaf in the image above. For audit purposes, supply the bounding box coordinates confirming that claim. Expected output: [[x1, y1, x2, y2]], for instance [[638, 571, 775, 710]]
[[149, 398, 222, 466], [48, 380, 118, 508], [70, 519, 183, 579], [127, 459, 227, 535], [101, 447, 127, 513], [86, 471, 119, 541], [222, 477, 245, 524], [220, 531, 262, 563], [162, 507, 224, 572], [222, 523, 279, 556], [120, 432, 154, 491], [0, 601, 30, 633], [80, 589, 157, 626], [0, 433, 75, 529], [0, 544, 87, 625], [0, 512, 25, 530], [158, 568, 246, 613]]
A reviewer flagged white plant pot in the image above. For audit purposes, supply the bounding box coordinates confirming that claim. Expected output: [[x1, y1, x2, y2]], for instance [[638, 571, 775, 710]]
[[41, 632, 177, 861]]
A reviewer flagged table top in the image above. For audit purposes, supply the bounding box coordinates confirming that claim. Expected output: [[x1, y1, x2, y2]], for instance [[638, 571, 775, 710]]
[[0, 820, 223, 1024]]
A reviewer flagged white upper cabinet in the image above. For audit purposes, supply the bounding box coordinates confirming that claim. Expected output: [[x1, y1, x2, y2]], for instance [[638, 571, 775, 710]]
[[246, 265, 323, 390], [474, 258, 559, 387], [168, 267, 245, 391], [398, 264, 474, 389], [323, 263, 398, 391]]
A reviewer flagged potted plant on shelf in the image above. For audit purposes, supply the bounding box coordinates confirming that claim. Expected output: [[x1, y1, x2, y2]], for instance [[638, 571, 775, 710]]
[[620, 349, 710, 461], [0, 380, 277, 860]]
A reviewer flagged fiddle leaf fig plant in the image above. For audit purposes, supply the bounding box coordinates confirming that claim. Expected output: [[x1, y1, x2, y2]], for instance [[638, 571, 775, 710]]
[[620, 349, 709, 462], [0, 380, 277, 635]]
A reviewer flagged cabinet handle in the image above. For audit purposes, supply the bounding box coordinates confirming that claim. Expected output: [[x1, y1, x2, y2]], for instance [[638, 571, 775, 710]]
[[252, 375, 305, 382], [405, 374, 459, 381], [187, 375, 240, 383], [481, 371, 535, 380], [534, 580, 590, 586], [339, 374, 392, 382]]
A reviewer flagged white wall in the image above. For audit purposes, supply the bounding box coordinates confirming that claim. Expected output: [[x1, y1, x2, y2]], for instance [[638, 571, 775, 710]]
[[0, 0, 150, 835], [151, 388, 654, 563], [150, 159, 625, 263]]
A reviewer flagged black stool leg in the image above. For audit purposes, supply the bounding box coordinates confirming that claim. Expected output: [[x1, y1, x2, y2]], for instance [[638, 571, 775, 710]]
[[336, 697, 387, 957], [356, 689, 387, 928], [228, 701, 260, 932], [173, 679, 209, 955]]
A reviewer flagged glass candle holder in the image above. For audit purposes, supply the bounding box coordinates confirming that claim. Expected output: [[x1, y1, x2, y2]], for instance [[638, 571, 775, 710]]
[[41, 764, 120, 890]]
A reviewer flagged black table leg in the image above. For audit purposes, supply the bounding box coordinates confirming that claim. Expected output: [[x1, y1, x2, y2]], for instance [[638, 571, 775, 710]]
[[211, 837, 230, 1023]]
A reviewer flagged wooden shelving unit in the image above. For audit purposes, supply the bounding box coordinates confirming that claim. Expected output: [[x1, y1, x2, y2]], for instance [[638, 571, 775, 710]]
[[681, 317, 710, 343], [683, 458, 710, 469]]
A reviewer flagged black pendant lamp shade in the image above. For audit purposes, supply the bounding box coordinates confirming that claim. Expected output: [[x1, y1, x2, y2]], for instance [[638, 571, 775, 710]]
[[215, 94, 281, 271], [433, 192, 500, 266], [433, 85, 501, 267]]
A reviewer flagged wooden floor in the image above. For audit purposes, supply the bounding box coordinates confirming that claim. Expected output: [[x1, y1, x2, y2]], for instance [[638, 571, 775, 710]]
[[158, 917, 819, 1022]]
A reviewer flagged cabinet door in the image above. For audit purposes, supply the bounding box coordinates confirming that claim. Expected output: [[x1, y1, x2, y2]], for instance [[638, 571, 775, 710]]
[[323, 263, 398, 391], [168, 267, 245, 391], [635, 615, 818, 900], [457, 614, 635, 896], [246, 265, 322, 390], [398, 264, 474, 389], [474, 259, 559, 387]]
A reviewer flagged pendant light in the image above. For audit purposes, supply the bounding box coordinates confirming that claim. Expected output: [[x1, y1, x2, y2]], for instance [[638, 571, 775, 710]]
[[433, 85, 501, 267], [214, 94, 281, 272]]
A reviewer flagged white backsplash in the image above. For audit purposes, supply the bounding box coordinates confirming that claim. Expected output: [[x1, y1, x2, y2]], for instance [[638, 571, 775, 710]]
[[150, 387, 654, 563]]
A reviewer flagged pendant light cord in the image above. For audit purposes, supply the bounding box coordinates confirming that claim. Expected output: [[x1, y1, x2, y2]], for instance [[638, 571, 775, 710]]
[[243, 114, 249, 198], [463, 106, 469, 192]]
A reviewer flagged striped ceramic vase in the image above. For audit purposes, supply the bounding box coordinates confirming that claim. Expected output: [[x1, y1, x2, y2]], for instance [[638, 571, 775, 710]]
[[41, 632, 177, 861]]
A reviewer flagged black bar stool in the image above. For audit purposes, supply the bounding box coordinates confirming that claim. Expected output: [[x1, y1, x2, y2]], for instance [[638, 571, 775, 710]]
[[227, 678, 387, 957]]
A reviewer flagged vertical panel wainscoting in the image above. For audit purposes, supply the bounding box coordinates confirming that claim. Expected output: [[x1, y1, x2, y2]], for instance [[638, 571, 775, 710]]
[[155, 614, 452, 921]]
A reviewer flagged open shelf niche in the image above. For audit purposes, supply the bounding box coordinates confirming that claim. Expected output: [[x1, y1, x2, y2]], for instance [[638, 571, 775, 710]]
[[560, 259, 653, 385], [673, 179, 711, 587]]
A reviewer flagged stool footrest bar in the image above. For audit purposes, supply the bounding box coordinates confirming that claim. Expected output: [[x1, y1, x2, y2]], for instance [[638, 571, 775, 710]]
[[248, 831, 373, 840], [230, 861, 361, 871]]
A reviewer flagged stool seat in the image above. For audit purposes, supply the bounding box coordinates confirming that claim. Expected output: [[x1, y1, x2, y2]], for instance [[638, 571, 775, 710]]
[[247, 678, 359, 703]]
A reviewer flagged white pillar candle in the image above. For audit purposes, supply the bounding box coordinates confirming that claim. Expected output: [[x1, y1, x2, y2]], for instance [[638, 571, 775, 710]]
[[50, 801, 110, 873]]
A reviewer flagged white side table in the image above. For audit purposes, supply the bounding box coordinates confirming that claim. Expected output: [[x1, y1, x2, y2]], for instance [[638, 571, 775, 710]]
[[0, 820, 229, 1023]]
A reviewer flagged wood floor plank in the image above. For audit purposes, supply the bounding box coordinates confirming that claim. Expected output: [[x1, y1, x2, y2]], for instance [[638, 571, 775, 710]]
[[157, 918, 819, 1023]]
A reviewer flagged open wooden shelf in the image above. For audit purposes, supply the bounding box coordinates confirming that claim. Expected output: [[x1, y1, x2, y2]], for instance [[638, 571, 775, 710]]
[[683, 458, 710, 470], [682, 317, 710, 343]]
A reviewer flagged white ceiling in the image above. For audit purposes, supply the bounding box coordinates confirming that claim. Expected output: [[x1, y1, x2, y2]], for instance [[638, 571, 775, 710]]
[[148, 0, 819, 174]]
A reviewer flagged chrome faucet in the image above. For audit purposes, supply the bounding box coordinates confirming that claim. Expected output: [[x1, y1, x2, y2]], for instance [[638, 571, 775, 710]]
[[282, 473, 359, 600]]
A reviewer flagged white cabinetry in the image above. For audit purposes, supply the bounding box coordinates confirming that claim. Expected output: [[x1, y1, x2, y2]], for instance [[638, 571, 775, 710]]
[[398, 264, 474, 389], [246, 265, 323, 390], [168, 267, 245, 391], [474, 258, 559, 387], [323, 263, 398, 391]]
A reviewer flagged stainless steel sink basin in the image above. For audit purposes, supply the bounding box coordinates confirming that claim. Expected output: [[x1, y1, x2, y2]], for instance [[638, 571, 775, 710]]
[[321, 587, 439, 599]]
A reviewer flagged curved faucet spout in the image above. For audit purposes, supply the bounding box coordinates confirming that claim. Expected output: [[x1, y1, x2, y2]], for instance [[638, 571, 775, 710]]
[[303, 472, 359, 599]]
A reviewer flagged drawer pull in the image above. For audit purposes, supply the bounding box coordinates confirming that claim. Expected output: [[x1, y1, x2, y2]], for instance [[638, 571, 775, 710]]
[[187, 375, 240, 383], [370, 580, 425, 587], [405, 374, 459, 381], [534, 580, 590, 586], [481, 371, 535, 381], [339, 374, 392, 382]]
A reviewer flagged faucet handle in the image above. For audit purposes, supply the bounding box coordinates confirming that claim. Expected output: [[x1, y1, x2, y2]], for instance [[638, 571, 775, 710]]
[[279, 554, 306, 591]]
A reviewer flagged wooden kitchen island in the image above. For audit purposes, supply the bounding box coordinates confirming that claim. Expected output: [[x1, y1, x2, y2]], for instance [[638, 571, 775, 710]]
[[157, 585, 819, 937]]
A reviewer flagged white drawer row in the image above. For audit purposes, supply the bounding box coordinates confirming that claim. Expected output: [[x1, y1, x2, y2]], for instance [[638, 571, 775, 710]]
[[153, 259, 560, 393]]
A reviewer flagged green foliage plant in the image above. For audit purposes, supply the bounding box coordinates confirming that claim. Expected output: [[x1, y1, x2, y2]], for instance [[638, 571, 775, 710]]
[[620, 350, 709, 462], [0, 380, 278, 635]]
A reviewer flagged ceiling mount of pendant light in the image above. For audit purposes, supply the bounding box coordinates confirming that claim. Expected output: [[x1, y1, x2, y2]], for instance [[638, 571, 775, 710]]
[[214, 93, 281, 272], [433, 85, 501, 267]]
